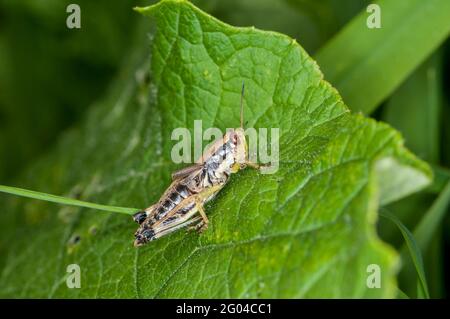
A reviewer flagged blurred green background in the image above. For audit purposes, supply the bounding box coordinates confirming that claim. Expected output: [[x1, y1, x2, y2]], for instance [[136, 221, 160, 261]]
[[0, 0, 448, 298]]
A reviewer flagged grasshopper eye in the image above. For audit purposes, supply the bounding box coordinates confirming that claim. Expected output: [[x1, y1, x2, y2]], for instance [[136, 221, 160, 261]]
[[231, 132, 238, 145]]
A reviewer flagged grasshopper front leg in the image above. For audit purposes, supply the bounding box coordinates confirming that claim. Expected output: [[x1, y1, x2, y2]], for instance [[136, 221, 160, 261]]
[[244, 161, 261, 170], [237, 160, 270, 171]]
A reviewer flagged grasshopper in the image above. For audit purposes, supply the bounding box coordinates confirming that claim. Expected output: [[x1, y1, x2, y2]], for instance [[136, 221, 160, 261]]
[[133, 84, 261, 247]]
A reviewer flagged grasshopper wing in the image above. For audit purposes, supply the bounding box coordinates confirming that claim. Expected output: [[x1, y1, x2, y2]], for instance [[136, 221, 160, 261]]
[[171, 164, 203, 180]]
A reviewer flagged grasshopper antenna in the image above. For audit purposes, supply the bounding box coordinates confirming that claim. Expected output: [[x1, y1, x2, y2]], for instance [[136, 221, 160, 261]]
[[240, 82, 245, 129]]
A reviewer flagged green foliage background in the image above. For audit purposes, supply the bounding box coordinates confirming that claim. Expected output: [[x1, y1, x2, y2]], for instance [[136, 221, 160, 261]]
[[0, 0, 449, 298]]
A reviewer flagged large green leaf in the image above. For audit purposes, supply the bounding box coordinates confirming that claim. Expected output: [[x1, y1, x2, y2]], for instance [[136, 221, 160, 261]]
[[0, 0, 431, 298]]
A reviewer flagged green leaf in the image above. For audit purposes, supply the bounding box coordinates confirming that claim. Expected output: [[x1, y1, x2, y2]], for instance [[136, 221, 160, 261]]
[[315, 0, 450, 114], [0, 0, 431, 298]]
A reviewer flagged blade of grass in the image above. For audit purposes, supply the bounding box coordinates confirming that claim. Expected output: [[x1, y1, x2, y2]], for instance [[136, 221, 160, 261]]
[[416, 281, 425, 299], [0, 185, 137, 215], [395, 179, 450, 298], [382, 52, 442, 163], [380, 209, 430, 299], [315, 0, 450, 114], [414, 181, 450, 251]]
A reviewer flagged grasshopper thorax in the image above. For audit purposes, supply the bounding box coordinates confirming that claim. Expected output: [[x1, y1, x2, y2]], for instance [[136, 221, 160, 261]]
[[198, 127, 248, 183]]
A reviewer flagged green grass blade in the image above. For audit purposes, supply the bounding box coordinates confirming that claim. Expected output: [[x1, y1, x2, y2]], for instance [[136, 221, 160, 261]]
[[380, 210, 430, 299], [414, 181, 450, 251], [417, 281, 426, 299], [382, 52, 442, 163], [0, 185, 138, 215], [315, 0, 450, 114]]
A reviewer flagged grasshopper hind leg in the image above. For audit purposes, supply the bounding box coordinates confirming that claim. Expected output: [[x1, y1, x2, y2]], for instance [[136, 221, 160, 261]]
[[195, 220, 208, 233], [187, 219, 208, 233], [194, 198, 209, 233], [188, 184, 224, 233]]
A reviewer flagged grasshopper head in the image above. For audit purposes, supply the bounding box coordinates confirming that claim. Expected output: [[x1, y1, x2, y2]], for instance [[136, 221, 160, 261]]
[[229, 128, 247, 172]]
